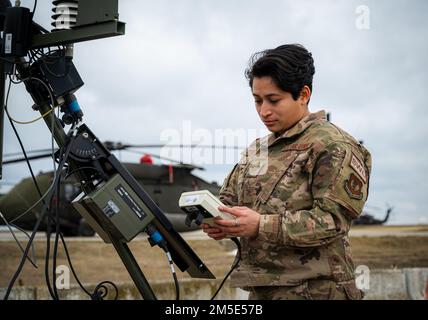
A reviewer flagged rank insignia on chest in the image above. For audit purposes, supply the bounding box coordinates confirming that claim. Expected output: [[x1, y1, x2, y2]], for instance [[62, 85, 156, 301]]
[[344, 173, 364, 200]]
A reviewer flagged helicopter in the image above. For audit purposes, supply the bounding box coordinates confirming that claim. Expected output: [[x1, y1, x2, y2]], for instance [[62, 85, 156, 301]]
[[0, 141, 393, 237], [352, 205, 394, 225], [0, 142, 226, 236]]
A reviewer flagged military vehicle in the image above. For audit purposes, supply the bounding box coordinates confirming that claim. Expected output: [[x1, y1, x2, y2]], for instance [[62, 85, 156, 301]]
[[0, 144, 223, 236], [353, 205, 393, 225], [1, 142, 393, 238]]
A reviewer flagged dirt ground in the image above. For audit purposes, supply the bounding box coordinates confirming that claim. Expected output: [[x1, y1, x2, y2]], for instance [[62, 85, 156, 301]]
[[1, 225, 428, 288]]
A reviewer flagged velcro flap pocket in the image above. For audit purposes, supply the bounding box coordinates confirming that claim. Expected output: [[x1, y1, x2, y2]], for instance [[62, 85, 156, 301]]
[[257, 143, 312, 204]]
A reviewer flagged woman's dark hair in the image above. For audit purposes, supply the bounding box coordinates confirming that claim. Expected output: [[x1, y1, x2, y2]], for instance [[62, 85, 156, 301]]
[[245, 44, 315, 101]]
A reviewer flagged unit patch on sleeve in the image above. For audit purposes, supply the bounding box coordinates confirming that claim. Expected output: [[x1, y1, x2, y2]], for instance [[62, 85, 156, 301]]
[[344, 173, 364, 200]]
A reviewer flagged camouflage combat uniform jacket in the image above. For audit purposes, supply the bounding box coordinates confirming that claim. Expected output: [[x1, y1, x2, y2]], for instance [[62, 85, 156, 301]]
[[219, 110, 371, 298]]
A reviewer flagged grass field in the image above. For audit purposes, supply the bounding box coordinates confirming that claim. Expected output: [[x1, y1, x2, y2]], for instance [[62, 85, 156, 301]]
[[1, 225, 427, 288]]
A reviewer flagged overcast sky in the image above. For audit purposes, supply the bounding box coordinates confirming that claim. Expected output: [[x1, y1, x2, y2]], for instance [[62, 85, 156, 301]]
[[1, 0, 427, 225]]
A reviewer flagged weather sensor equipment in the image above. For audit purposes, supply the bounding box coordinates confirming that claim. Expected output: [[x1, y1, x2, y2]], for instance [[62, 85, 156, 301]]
[[179, 190, 234, 227], [51, 1, 79, 31]]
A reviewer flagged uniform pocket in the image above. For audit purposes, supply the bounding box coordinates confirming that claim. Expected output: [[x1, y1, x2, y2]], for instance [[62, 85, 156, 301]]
[[256, 153, 299, 205], [342, 282, 364, 300], [306, 279, 338, 300], [306, 279, 357, 300]]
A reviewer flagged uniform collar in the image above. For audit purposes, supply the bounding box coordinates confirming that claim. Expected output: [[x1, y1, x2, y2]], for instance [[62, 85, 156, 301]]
[[268, 110, 327, 146]]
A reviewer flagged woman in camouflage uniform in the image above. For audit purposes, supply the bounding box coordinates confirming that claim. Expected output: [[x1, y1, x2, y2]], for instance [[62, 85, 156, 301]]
[[202, 44, 371, 300]]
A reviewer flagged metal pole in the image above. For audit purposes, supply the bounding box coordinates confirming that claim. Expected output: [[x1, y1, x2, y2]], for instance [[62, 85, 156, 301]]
[[37, 104, 68, 148], [0, 57, 5, 179]]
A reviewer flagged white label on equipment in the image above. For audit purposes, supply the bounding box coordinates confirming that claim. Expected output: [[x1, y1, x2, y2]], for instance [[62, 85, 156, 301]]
[[184, 195, 200, 204], [107, 200, 120, 214], [5, 34, 12, 54]]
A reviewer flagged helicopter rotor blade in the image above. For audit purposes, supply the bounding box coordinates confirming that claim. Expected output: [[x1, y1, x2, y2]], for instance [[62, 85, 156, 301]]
[[3, 141, 244, 166], [128, 144, 246, 150], [123, 149, 205, 170], [130, 144, 244, 149], [3, 148, 59, 158], [365, 205, 383, 210], [3, 152, 56, 165], [103, 141, 246, 151], [5, 142, 245, 158]]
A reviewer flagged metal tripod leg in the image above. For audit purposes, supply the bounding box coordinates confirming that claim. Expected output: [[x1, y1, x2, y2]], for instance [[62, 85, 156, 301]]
[[109, 236, 156, 300]]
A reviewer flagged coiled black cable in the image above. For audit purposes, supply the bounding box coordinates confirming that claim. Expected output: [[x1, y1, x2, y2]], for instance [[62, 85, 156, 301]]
[[210, 237, 241, 300]]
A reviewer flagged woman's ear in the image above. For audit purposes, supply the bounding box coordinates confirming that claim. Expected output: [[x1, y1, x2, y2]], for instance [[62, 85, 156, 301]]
[[299, 85, 311, 105]]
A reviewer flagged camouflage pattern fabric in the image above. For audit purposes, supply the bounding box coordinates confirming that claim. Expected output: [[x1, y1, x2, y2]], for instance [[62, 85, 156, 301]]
[[248, 279, 362, 300], [219, 110, 371, 299]]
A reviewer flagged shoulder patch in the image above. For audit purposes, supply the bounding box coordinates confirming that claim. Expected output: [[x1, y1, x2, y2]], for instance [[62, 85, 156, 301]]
[[344, 173, 364, 200], [349, 152, 367, 183]]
